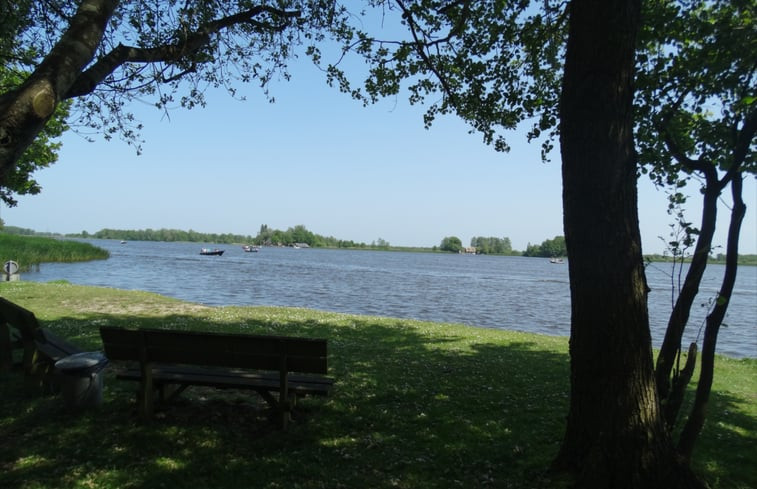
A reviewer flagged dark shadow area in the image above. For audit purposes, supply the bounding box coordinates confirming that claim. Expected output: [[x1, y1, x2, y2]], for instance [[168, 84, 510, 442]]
[[1, 304, 753, 488], [1, 307, 572, 489]]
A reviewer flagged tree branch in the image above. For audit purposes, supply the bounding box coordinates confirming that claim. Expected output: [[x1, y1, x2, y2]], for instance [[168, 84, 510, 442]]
[[656, 95, 712, 175], [732, 107, 757, 168], [394, 0, 460, 108], [66, 5, 301, 98], [0, 0, 119, 180]]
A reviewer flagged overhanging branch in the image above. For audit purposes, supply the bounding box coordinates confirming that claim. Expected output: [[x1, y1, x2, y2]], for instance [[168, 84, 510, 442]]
[[394, 0, 462, 108], [65, 5, 301, 98]]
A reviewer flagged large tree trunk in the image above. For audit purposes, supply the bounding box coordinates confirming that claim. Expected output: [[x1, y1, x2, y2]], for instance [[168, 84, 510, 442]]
[[551, 1, 703, 486], [0, 0, 118, 182]]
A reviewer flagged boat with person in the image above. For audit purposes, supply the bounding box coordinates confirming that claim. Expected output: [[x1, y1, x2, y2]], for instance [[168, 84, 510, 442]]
[[549, 257, 565, 264], [242, 245, 259, 252], [200, 248, 224, 256]]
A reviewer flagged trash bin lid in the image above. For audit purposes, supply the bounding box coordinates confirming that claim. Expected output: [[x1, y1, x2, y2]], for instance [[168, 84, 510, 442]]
[[55, 351, 108, 373]]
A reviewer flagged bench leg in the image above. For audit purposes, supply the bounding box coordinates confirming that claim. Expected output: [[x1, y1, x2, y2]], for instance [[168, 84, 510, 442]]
[[256, 389, 293, 430], [279, 367, 290, 430], [20, 351, 58, 395], [138, 385, 155, 419], [138, 363, 155, 419], [162, 384, 188, 402], [279, 399, 292, 431], [258, 389, 276, 407]]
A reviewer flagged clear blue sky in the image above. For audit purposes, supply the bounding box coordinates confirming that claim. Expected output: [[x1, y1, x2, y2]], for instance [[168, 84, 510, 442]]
[[3, 59, 756, 254]]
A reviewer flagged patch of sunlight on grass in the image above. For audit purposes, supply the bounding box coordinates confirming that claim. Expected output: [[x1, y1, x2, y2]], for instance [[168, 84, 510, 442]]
[[319, 436, 358, 448], [15, 454, 48, 469], [198, 437, 219, 449], [716, 420, 750, 437], [154, 457, 185, 471]]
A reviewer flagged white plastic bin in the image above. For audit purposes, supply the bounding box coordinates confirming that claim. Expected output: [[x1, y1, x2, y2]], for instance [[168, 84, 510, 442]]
[[54, 352, 108, 410]]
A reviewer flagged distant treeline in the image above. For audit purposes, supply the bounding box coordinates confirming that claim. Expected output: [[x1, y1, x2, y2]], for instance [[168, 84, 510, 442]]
[[3, 224, 401, 250], [3, 225, 755, 264], [253, 224, 386, 249], [522, 236, 567, 258], [446, 235, 567, 257], [83, 228, 256, 245], [70, 225, 395, 250], [2, 225, 54, 237]]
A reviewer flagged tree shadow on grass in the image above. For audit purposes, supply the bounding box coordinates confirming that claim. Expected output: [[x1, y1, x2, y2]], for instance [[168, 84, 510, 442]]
[[684, 386, 757, 489], [0, 308, 752, 488], [0, 309, 571, 489]]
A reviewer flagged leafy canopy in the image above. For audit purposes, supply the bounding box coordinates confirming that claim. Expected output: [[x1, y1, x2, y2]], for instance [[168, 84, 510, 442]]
[[635, 0, 756, 188], [3, 1, 567, 154]]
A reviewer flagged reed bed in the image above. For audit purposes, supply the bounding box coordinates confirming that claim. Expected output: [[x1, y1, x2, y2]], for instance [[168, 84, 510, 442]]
[[0, 234, 109, 271]]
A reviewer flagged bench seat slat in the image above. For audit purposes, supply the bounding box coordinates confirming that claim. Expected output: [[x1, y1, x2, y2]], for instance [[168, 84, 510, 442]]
[[115, 365, 333, 396], [141, 349, 327, 373], [35, 328, 84, 362]]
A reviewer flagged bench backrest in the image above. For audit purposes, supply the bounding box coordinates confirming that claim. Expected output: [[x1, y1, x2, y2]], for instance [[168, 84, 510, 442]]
[[99, 326, 328, 374], [0, 297, 42, 340]]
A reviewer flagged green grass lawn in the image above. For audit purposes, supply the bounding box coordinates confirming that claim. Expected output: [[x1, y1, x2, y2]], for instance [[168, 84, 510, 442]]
[[1, 281, 755, 489]]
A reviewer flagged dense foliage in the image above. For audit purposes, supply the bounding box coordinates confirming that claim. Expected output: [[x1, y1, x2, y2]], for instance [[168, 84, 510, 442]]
[[0, 1, 567, 185], [635, 0, 755, 188]]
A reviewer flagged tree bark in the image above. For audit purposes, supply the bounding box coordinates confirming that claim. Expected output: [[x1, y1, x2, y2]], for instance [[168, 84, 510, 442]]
[[552, 0, 703, 486], [0, 0, 119, 181]]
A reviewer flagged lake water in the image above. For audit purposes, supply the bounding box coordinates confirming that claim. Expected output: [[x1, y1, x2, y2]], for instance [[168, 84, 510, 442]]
[[19, 239, 756, 358]]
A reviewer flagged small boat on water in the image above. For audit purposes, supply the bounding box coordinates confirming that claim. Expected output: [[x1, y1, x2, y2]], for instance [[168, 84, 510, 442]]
[[549, 257, 565, 264], [200, 248, 224, 256], [242, 245, 259, 252]]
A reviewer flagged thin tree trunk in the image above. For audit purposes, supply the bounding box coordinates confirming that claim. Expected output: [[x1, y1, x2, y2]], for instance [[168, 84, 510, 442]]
[[655, 178, 721, 426], [678, 175, 746, 460]]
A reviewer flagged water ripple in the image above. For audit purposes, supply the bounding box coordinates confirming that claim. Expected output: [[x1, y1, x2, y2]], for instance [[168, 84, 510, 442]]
[[21, 239, 756, 358]]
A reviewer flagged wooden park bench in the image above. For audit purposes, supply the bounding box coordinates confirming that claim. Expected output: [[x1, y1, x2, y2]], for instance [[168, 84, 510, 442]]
[[0, 297, 84, 387], [99, 326, 333, 429]]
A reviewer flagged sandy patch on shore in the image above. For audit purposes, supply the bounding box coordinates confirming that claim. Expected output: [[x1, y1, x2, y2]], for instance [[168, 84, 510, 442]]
[[59, 298, 212, 317]]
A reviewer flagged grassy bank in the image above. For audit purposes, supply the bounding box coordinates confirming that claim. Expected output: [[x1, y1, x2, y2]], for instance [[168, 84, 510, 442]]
[[1, 281, 755, 489], [0, 234, 109, 271]]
